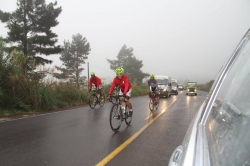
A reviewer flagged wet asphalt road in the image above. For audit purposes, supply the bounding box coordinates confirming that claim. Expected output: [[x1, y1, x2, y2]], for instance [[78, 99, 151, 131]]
[[0, 90, 207, 166]]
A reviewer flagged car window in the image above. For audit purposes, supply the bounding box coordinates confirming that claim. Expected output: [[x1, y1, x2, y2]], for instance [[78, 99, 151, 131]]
[[171, 82, 177, 86], [187, 82, 197, 88], [156, 79, 169, 84], [206, 35, 250, 165]]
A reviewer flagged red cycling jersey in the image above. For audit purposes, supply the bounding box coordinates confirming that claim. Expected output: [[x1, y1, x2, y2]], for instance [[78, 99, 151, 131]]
[[89, 76, 102, 89], [109, 75, 132, 95]]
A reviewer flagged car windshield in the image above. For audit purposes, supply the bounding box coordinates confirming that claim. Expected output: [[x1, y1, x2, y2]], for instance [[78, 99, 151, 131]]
[[205, 31, 250, 165], [171, 82, 177, 86], [187, 82, 197, 88], [155, 78, 169, 84]]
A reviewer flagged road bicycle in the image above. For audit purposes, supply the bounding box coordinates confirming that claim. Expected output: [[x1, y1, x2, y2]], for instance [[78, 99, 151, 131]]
[[88, 89, 105, 109], [108, 87, 120, 104], [149, 91, 160, 111], [109, 95, 132, 132]]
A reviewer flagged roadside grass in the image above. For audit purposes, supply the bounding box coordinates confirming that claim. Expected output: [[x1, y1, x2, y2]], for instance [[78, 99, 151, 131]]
[[0, 83, 149, 117]]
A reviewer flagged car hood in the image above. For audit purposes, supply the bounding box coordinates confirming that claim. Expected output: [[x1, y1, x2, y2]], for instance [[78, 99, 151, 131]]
[[158, 84, 168, 89]]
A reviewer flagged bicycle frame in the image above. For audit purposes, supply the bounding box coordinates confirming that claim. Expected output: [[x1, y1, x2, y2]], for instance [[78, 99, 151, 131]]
[[88, 89, 105, 109]]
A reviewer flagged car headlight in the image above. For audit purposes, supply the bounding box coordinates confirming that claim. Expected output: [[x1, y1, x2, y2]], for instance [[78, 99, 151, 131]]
[[163, 89, 167, 91]]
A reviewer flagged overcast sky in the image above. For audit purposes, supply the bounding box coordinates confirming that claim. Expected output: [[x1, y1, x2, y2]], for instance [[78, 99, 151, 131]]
[[1, 0, 250, 84]]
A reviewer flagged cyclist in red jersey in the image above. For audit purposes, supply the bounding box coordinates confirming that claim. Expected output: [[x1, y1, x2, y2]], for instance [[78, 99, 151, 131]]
[[107, 67, 133, 117], [89, 72, 103, 98]]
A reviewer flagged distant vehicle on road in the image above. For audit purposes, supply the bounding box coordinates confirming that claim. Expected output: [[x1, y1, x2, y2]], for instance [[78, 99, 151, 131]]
[[155, 76, 172, 98], [177, 84, 184, 91], [186, 82, 198, 96], [171, 81, 178, 95]]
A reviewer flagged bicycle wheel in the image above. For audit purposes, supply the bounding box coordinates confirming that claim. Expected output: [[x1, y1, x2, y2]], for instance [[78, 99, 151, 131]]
[[149, 98, 154, 111], [125, 106, 132, 126], [155, 101, 159, 110], [99, 95, 105, 107], [110, 104, 122, 132], [155, 97, 159, 110], [89, 94, 97, 109]]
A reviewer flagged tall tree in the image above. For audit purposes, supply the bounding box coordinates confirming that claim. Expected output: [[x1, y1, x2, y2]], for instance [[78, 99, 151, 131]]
[[58, 33, 91, 88], [0, 0, 62, 73], [107, 45, 148, 84]]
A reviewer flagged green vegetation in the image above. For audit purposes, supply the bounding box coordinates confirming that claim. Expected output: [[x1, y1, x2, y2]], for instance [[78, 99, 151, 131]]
[[55, 33, 91, 88], [0, 1, 150, 117], [0, 0, 62, 68], [107, 45, 149, 84], [198, 80, 214, 92], [0, 81, 148, 116]]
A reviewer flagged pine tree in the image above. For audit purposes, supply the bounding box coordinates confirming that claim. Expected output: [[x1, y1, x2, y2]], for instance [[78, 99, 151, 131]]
[[0, 0, 62, 73], [107, 45, 148, 84], [58, 33, 91, 88]]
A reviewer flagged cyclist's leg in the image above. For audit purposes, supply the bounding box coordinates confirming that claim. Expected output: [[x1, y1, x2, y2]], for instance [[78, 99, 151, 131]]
[[118, 89, 123, 106], [124, 88, 133, 116], [98, 85, 103, 96]]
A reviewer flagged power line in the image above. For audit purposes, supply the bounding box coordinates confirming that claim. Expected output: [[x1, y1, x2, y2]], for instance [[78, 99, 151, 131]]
[[88, 62, 114, 74]]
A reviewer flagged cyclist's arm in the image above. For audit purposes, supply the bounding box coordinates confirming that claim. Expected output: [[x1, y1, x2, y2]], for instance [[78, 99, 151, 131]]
[[89, 78, 93, 89], [108, 78, 116, 95]]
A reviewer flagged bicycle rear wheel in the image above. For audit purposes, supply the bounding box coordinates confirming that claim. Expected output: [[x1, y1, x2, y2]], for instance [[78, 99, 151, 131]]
[[89, 94, 97, 109], [110, 104, 122, 132], [125, 106, 132, 126], [149, 98, 154, 111], [99, 95, 105, 107]]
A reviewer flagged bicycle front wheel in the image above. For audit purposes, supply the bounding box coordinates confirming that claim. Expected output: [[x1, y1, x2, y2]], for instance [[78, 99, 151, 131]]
[[99, 95, 105, 107], [125, 106, 132, 126], [89, 94, 97, 109], [110, 104, 122, 132], [149, 98, 154, 111], [155, 99, 159, 110]]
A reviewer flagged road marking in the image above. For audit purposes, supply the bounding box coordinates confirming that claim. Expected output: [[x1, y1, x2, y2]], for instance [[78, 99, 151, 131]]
[[96, 98, 177, 166]]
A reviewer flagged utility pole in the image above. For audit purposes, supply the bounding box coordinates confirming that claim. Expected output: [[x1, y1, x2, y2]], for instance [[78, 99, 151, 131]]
[[87, 62, 89, 88]]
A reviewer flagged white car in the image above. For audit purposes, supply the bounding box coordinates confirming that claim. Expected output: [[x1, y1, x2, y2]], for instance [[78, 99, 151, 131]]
[[169, 29, 250, 166]]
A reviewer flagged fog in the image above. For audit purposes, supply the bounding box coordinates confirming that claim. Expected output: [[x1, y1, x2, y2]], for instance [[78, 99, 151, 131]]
[[1, 0, 250, 84]]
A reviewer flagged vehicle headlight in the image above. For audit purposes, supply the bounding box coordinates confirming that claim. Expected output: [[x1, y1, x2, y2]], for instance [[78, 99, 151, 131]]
[[163, 89, 167, 91]]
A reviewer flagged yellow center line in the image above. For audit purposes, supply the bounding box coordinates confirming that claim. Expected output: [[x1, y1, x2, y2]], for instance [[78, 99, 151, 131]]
[[96, 98, 177, 166]]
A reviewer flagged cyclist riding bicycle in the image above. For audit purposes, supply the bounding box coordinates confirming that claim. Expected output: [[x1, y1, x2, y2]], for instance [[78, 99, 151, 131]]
[[107, 67, 133, 117], [148, 74, 159, 100], [89, 72, 103, 100]]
